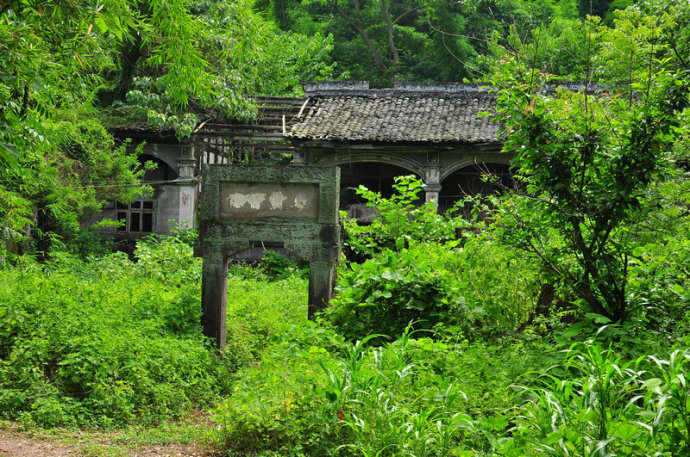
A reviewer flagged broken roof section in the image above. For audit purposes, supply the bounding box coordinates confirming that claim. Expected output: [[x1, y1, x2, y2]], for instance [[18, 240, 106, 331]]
[[287, 81, 500, 145]]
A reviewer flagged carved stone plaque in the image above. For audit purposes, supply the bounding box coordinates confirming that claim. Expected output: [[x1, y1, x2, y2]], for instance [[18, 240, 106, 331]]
[[219, 182, 319, 220]]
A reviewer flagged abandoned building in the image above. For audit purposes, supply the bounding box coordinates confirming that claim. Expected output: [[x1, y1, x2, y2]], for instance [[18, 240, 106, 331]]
[[104, 81, 513, 240]]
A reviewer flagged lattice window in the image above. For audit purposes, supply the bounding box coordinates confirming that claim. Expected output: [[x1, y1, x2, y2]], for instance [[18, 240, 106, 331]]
[[116, 200, 155, 233]]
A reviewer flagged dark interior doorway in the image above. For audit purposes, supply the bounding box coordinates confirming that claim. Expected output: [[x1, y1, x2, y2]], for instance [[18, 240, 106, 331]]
[[339, 162, 421, 209], [439, 163, 513, 215]]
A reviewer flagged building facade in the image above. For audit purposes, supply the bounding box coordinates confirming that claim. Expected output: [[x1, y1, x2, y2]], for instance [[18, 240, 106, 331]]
[[107, 82, 511, 239]]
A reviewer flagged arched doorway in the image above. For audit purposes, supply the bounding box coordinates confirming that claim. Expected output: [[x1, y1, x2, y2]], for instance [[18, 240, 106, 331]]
[[142, 155, 178, 184], [439, 163, 514, 215], [339, 162, 422, 208]]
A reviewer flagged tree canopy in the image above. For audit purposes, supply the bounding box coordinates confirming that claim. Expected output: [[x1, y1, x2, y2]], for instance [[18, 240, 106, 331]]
[[487, 0, 690, 320], [257, 0, 633, 84]]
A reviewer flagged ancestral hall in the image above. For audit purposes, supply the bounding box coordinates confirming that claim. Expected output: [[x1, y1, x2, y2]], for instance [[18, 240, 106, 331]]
[[287, 81, 509, 213], [104, 81, 511, 239]]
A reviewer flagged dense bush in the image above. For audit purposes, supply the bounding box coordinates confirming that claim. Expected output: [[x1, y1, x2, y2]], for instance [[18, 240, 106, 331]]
[[342, 176, 465, 261], [332, 176, 541, 341], [324, 243, 469, 342], [327, 237, 540, 342]]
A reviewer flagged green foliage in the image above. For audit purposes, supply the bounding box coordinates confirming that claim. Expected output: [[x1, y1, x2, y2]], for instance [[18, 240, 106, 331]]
[[454, 233, 541, 336], [0, 0, 335, 255], [201, 0, 335, 97], [626, 176, 690, 333], [0, 238, 230, 427], [335, 175, 540, 340], [342, 175, 465, 260], [3, 2, 690, 456], [260, 250, 309, 280], [501, 342, 690, 456], [318, 330, 471, 457], [328, 235, 542, 342], [224, 272, 308, 372], [0, 119, 149, 256], [488, 16, 689, 320], [0, 233, 308, 429], [325, 243, 468, 342], [215, 324, 562, 457], [215, 322, 347, 455], [134, 233, 201, 287], [109, 0, 335, 136], [274, 0, 590, 83]]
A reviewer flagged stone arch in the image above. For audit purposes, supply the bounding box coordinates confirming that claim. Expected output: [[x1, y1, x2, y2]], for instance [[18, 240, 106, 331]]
[[140, 155, 179, 184], [439, 153, 511, 182], [309, 156, 422, 217], [140, 143, 182, 176], [309, 152, 428, 210], [310, 152, 427, 181]]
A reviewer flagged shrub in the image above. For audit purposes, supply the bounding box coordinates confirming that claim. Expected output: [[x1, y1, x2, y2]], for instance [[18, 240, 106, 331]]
[[326, 233, 541, 341], [341, 175, 465, 261], [324, 242, 469, 342], [452, 233, 541, 337]]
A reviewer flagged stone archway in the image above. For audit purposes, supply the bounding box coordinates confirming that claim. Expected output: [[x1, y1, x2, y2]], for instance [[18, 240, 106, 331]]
[[141, 155, 179, 184], [307, 152, 426, 210], [309, 151, 426, 180]]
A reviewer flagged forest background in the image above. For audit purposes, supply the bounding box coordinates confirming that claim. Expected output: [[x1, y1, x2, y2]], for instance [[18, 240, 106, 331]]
[[1, 0, 690, 456]]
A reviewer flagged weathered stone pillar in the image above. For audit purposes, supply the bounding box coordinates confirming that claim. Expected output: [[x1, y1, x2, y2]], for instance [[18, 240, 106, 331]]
[[291, 150, 307, 165], [201, 247, 228, 350], [423, 166, 442, 212], [308, 260, 338, 319], [177, 144, 198, 229]]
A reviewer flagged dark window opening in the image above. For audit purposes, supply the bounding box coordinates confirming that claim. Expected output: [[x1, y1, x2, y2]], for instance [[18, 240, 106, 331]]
[[251, 241, 285, 248], [439, 163, 514, 216], [338, 163, 421, 209], [116, 199, 155, 233]]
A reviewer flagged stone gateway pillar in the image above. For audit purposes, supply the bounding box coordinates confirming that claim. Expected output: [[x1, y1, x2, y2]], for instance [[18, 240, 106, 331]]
[[194, 165, 341, 349], [423, 166, 442, 212]]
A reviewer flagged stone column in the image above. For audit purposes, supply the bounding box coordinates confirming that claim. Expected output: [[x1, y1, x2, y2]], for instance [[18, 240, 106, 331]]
[[177, 144, 198, 229], [201, 247, 228, 350], [308, 260, 338, 319], [291, 150, 307, 165], [423, 166, 442, 212]]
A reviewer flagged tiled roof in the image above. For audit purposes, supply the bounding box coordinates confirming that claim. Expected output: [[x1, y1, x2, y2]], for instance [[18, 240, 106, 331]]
[[287, 82, 500, 144]]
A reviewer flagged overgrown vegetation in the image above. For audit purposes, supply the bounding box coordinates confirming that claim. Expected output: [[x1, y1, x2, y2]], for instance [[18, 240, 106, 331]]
[[0, 235, 307, 428], [0, 0, 334, 255], [0, 0, 689, 456], [0, 177, 688, 454]]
